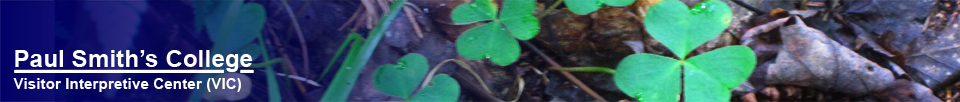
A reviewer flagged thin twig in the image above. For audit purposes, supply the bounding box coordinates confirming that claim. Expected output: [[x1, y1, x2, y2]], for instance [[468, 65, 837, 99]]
[[274, 72, 322, 87], [530, 67, 550, 84], [521, 40, 607, 101], [268, 4, 310, 93], [353, 14, 365, 31], [377, 0, 390, 15], [512, 75, 525, 101], [403, 6, 424, 38], [404, 2, 430, 32], [361, 0, 377, 29], [922, 6, 935, 32], [731, 0, 768, 15], [268, 21, 297, 91], [537, 0, 566, 18], [281, 0, 311, 76], [949, 87, 954, 102], [549, 67, 617, 74], [947, 91, 960, 102], [294, 0, 312, 15], [277, 40, 309, 95], [420, 59, 494, 95], [339, 6, 364, 31], [405, 2, 423, 13], [908, 45, 960, 57]]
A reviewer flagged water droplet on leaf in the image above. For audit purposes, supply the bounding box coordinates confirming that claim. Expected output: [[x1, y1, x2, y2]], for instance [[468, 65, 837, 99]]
[[396, 61, 407, 70], [635, 93, 645, 102], [691, 8, 703, 15]]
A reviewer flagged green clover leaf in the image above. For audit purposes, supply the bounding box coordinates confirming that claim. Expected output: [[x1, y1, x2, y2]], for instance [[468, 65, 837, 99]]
[[373, 54, 462, 101], [374, 53, 430, 99], [451, 0, 540, 66], [410, 74, 461, 102], [614, 53, 681, 102], [614, 0, 755, 101], [643, 0, 732, 58], [682, 46, 756, 101], [564, 0, 636, 15], [455, 23, 521, 65]]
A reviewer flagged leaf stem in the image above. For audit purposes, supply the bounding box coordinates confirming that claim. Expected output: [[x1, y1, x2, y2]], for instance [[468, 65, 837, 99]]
[[418, 59, 493, 98], [730, 0, 767, 15], [520, 40, 607, 101], [549, 67, 616, 74]]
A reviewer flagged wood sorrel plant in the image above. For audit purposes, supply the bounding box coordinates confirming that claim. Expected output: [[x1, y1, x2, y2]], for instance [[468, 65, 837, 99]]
[[450, 0, 540, 66], [373, 53, 460, 101], [613, 0, 756, 101]]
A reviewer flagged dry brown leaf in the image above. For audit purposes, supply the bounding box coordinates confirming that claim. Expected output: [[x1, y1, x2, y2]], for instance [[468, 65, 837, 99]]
[[765, 16, 895, 96], [830, 15, 897, 57], [905, 19, 960, 89], [872, 80, 942, 102], [788, 10, 819, 18]]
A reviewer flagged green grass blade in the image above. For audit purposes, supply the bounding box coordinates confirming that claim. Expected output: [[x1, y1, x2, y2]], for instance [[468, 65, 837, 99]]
[[320, 0, 407, 101], [319, 33, 362, 81], [256, 33, 283, 101]]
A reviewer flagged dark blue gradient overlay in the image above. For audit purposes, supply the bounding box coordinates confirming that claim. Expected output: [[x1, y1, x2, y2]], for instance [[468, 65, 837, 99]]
[[2, 1, 57, 101], [2, 1, 240, 101]]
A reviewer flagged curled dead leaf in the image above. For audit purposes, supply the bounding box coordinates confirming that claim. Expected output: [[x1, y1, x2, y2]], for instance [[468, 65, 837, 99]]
[[788, 10, 819, 18], [872, 80, 942, 102], [765, 16, 895, 96]]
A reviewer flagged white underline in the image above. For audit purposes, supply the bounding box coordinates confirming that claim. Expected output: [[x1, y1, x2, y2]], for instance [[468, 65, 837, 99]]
[[239, 70, 254, 73], [13, 69, 227, 73]]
